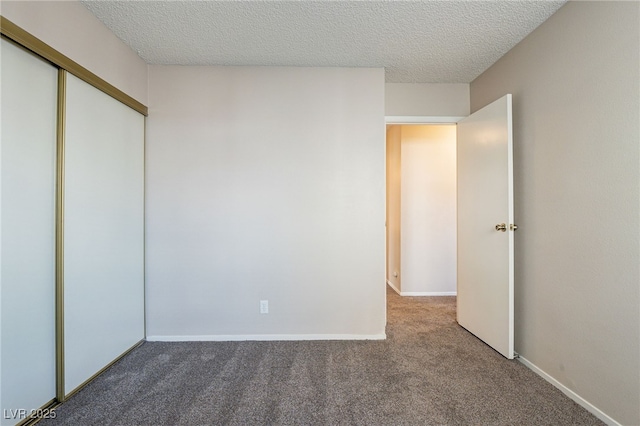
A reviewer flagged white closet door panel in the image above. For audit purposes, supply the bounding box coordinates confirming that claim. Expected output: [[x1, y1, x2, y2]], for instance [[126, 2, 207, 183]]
[[64, 74, 144, 395], [1, 39, 57, 425]]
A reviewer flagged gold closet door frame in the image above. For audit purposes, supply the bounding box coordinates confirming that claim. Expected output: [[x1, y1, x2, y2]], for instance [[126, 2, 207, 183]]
[[1, 16, 148, 417], [55, 69, 67, 403], [0, 16, 147, 116]]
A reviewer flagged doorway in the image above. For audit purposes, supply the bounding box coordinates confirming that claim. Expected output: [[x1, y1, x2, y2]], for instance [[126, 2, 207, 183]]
[[385, 124, 457, 296]]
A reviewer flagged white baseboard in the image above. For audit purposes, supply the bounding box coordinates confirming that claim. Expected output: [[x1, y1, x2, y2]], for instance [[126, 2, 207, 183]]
[[146, 333, 386, 342], [386, 281, 456, 297], [518, 356, 621, 426]]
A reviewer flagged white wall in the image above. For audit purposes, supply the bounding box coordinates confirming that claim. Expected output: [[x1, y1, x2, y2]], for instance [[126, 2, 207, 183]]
[[400, 125, 456, 295], [385, 83, 469, 117], [0, 0, 147, 104], [146, 66, 386, 339], [471, 2, 639, 424]]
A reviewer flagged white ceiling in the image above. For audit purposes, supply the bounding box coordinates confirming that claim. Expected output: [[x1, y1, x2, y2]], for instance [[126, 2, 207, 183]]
[[81, 0, 566, 83]]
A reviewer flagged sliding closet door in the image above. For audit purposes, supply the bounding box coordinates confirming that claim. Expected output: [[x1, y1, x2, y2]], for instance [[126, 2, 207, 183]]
[[63, 74, 144, 395], [1, 39, 57, 425]]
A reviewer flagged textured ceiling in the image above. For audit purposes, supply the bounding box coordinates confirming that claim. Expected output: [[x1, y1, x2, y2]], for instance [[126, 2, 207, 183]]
[[81, 0, 566, 83]]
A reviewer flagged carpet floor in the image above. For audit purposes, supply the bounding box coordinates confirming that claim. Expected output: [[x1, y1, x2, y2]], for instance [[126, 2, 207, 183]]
[[41, 287, 603, 425]]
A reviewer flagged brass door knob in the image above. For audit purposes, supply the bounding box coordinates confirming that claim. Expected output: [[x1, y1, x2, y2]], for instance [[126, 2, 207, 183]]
[[495, 223, 507, 232]]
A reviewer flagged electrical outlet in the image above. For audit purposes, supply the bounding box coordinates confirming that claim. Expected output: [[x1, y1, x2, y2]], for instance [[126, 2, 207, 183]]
[[260, 300, 269, 314]]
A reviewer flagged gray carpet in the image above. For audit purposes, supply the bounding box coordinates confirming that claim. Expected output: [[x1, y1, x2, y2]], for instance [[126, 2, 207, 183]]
[[42, 287, 603, 425]]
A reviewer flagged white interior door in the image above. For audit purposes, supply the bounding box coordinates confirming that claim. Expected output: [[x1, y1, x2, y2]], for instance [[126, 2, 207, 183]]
[[456, 94, 514, 359]]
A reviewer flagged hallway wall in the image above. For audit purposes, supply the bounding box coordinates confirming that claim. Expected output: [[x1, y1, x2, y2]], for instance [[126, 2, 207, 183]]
[[400, 125, 456, 295], [385, 83, 469, 117]]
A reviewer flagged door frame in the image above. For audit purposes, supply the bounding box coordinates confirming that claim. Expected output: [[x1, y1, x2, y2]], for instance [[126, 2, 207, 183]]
[[385, 116, 466, 125], [384, 115, 464, 299]]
